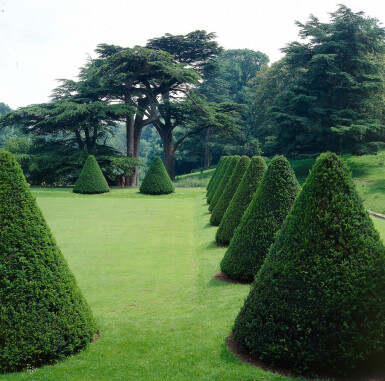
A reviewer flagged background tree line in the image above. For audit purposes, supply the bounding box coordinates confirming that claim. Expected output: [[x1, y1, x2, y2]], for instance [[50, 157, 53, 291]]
[[1, 4, 385, 185]]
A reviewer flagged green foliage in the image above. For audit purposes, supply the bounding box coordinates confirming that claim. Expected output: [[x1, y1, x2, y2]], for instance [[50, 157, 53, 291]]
[[220, 156, 300, 281], [140, 157, 175, 195], [232, 152, 385, 376], [206, 157, 225, 193], [210, 156, 250, 226], [264, 5, 385, 156], [216, 156, 267, 245], [73, 155, 109, 194], [0, 150, 96, 373], [207, 157, 230, 204], [209, 156, 240, 211]]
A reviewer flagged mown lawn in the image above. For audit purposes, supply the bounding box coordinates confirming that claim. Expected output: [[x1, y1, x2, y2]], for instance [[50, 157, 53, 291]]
[[3, 187, 385, 380], [0, 188, 299, 380]]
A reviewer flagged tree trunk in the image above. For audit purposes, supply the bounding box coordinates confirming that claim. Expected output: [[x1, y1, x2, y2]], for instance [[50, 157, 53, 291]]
[[161, 130, 175, 181], [204, 128, 210, 170], [125, 115, 136, 186]]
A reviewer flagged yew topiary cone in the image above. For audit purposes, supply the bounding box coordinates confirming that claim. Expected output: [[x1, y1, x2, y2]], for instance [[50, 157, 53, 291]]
[[0, 150, 96, 374], [73, 155, 109, 194], [209, 156, 240, 212], [210, 156, 250, 226], [207, 156, 230, 204], [216, 156, 266, 245], [232, 152, 385, 376], [140, 156, 174, 195], [206, 156, 225, 194], [220, 155, 299, 282]]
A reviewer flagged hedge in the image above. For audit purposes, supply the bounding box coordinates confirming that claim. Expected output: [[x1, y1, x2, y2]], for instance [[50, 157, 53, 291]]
[[210, 156, 250, 226], [220, 155, 299, 281], [73, 155, 109, 194], [140, 156, 175, 195], [0, 150, 96, 373], [207, 156, 230, 204], [216, 156, 266, 245], [232, 152, 385, 376], [209, 156, 240, 212]]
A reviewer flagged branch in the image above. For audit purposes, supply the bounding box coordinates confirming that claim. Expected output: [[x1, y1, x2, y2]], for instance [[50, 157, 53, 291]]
[[173, 125, 207, 151]]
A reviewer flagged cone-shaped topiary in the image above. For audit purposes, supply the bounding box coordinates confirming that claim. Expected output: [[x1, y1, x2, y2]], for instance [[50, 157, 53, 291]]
[[220, 155, 300, 282], [0, 150, 96, 373], [206, 156, 225, 193], [216, 156, 267, 245], [207, 156, 230, 204], [232, 152, 385, 376], [209, 156, 240, 212], [140, 156, 175, 195], [73, 155, 109, 194], [210, 156, 250, 226]]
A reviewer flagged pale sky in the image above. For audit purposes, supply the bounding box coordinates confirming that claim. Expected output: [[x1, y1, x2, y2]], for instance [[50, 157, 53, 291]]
[[1, 0, 385, 109]]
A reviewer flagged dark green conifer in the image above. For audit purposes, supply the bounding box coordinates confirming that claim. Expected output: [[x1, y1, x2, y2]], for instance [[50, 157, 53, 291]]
[[0, 150, 96, 373], [216, 156, 266, 245], [207, 157, 230, 204], [232, 152, 385, 376], [210, 156, 250, 226], [73, 155, 109, 194], [207, 156, 225, 194], [220, 156, 299, 281], [140, 156, 175, 195], [209, 156, 240, 212]]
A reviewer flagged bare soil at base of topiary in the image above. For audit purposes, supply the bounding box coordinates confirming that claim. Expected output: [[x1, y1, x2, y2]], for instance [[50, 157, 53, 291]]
[[213, 271, 251, 285]]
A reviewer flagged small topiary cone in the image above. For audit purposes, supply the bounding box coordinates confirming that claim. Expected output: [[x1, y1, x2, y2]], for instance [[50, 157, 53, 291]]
[[73, 155, 109, 194], [232, 152, 385, 377], [0, 150, 96, 373], [140, 156, 175, 195], [207, 156, 231, 204], [209, 156, 240, 212], [216, 156, 266, 245], [210, 156, 250, 226], [220, 155, 299, 282]]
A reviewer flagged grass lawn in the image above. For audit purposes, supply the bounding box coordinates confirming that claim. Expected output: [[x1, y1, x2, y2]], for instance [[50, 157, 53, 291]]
[[0, 188, 300, 380], [3, 186, 385, 380]]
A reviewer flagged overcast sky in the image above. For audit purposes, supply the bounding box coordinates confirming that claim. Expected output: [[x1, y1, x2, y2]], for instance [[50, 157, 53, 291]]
[[1, 0, 385, 109]]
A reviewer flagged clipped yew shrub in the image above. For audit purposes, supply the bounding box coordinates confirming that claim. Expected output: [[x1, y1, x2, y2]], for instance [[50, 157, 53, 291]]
[[140, 156, 175, 195], [232, 152, 385, 377], [0, 150, 96, 374], [209, 156, 240, 212], [207, 156, 230, 204], [73, 155, 109, 194], [220, 155, 299, 282], [216, 156, 266, 245], [210, 156, 250, 226], [206, 156, 225, 194]]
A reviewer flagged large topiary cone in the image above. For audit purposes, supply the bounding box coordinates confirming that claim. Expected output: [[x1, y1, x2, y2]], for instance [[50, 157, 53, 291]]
[[220, 155, 299, 282], [210, 156, 250, 226], [206, 156, 225, 194], [140, 156, 175, 195], [73, 155, 109, 194], [209, 156, 240, 212], [207, 156, 230, 204], [216, 156, 266, 245], [232, 152, 385, 376], [0, 150, 96, 373]]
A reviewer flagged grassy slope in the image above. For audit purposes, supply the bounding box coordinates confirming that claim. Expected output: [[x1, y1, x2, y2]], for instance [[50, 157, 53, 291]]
[[1, 188, 300, 381]]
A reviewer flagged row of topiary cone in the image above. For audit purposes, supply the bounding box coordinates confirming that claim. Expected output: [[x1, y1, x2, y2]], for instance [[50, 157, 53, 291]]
[[206, 152, 385, 377]]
